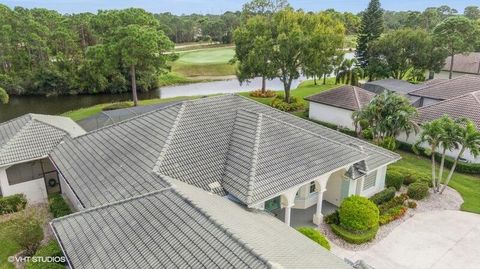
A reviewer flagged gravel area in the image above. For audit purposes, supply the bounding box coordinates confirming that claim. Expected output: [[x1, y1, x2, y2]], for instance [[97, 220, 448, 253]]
[[319, 185, 463, 251]]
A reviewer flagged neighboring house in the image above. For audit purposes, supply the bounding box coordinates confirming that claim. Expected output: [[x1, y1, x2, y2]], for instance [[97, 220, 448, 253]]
[[305, 86, 375, 130], [398, 90, 480, 163], [49, 95, 399, 269], [438, 52, 480, 79], [408, 75, 480, 107], [0, 114, 85, 203], [361, 79, 424, 106]]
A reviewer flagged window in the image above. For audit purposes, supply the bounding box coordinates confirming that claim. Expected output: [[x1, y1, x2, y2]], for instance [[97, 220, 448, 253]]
[[363, 171, 377, 191], [6, 160, 44, 185], [309, 182, 317, 193]]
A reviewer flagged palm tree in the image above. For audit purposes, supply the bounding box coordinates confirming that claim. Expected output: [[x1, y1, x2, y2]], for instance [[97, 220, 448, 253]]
[[336, 58, 364, 86], [415, 119, 445, 190], [436, 116, 461, 192], [440, 120, 480, 194]]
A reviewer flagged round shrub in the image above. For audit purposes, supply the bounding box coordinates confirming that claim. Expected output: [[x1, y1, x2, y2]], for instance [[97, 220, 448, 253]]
[[339, 196, 379, 232], [249, 89, 276, 98], [407, 182, 429, 200], [297, 227, 331, 250], [369, 187, 396, 205], [386, 170, 404, 190], [361, 128, 373, 140], [331, 224, 378, 244], [271, 95, 304, 112]]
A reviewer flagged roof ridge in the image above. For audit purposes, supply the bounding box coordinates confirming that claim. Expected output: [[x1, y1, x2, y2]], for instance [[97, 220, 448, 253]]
[[471, 91, 480, 105], [245, 113, 262, 205], [170, 179, 272, 268], [409, 75, 471, 97], [50, 186, 173, 223], [0, 113, 32, 127], [352, 86, 362, 109], [234, 94, 400, 161], [153, 102, 187, 172]]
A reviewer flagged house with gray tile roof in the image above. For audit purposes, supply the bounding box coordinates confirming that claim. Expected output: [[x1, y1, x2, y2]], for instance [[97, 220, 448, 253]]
[[49, 95, 400, 268], [0, 114, 85, 203], [442, 52, 480, 75], [305, 86, 376, 130]]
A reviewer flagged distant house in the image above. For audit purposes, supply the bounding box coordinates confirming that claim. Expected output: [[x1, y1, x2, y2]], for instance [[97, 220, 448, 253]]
[[408, 75, 480, 107], [305, 86, 375, 130], [398, 90, 480, 163], [361, 79, 423, 106], [439, 52, 480, 79], [0, 114, 85, 203], [49, 95, 399, 268]]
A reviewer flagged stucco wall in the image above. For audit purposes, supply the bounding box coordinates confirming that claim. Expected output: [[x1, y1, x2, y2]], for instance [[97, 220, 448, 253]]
[[59, 173, 84, 211], [308, 102, 355, 130], [0, 166, 47, 203], [323, 170, 344, 206], [398, 131, 480, 163]]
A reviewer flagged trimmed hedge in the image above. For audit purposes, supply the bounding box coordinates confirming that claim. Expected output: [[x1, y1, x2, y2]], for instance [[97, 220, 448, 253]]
[[25, 240, 65, 269], [386, 170, 404, 190], [0, 194, 27, 215], [48, 194, 72, 218], [339, 196, 379, 232], [407, 182, 429, 200], [387, 166, 432, 187], [397, 140, 480, 174], [331, 224, 378, 244], [297, 227, 331, 250], [369, 187, 396, 205]]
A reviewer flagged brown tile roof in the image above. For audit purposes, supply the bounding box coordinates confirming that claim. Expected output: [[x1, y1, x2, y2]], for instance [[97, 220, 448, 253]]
[[417, 91, 480, 128], [409, 75, 480, 100], [305, 85, 375, 111], [443, 53, 480, 74]]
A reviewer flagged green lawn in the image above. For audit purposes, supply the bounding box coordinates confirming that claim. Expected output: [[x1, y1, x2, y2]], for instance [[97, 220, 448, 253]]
[[0, 220, 21, 269], [391, 151, 480, 214], [171, 47, 236, 77], [62, 96, 199, 122]]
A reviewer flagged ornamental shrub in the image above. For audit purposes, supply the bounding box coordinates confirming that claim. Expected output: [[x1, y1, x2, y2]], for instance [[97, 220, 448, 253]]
[[369, 187, 396, 205], [0, 194, 27, 215], [386, 170, 404, 190], [377, 136, 397, 151], [324, 210, 339, 225], [249, 89, 276, 98], [407, 182, 429, 200], [378, 194, 408, 214], [48, 194, 72, 218], [25, 240, 65, 269], [407, 201, 417, 209], [379, 205, 407, 225], [331, 224, 378, 244], [297, 227, 331, 250], [338, 196, 379, 232], [271, 95, 304, 112], [361, 128, 374, 140]]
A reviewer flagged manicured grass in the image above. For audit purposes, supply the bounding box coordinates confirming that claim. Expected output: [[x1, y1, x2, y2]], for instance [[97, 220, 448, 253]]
[[0, 219, 21, 269], [171, 47, 236, 77], [391, 151, 480, 214], [62, 96, 199, 122], [240, 78, 342, 107]]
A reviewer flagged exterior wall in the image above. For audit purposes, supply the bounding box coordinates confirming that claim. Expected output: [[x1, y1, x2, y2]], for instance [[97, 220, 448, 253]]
[[360, 166, 387, 198], [323, 170, 345, 206], [398, 130, 480, 163], [59, 173, 84, 211], [0, 166, 47, 203], [308, 102, 355, 130]]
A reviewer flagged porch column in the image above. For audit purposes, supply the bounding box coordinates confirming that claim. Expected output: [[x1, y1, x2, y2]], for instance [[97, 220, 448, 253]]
[[281, 188, 298, 226], [313, 189, 326, 225]]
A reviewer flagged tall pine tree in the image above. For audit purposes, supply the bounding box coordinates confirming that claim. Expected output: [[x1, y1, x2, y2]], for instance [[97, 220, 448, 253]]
[[355, 0, 384, 70]]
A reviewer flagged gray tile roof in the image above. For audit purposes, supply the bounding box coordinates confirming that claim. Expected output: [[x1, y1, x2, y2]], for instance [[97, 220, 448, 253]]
[[52, 95, 399, 209], [305, 85, 375, 111], [223, 109, 366, 205], [409, 75, 480, 100], [362, 79, 422, 95], [0, 114, 79, 166], [443, 53, 480, 74], [51, 188, 271, 269], [417, 91, 480, 128]]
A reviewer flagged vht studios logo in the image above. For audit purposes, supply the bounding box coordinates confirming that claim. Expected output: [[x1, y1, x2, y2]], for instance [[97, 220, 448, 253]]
[[8, 256, 66, 263]]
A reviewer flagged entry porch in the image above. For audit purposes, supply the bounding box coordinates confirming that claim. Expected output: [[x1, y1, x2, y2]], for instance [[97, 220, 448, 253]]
[[271, 201, 338, 228]]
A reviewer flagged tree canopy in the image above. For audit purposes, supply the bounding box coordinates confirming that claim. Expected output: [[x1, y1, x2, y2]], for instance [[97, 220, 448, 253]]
[[356, 0, 384, 70]]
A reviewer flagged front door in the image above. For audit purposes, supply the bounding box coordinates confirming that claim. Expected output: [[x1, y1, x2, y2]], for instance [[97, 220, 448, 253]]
[[340, 178, 350, 201]]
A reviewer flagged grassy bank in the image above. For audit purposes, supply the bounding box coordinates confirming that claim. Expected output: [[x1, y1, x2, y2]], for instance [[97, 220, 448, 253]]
[[62, 96, 198, 121], [391, 151, 480, 214], [171, 47, 236, 77], [0, 219, 20, 269]]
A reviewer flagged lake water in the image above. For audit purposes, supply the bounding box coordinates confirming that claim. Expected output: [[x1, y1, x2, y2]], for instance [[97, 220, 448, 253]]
[[0, 52, 354, 123]]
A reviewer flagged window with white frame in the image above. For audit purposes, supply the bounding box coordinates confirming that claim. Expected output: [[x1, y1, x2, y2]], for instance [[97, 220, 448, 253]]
[[309, 181, 316, 193], [363, 171, 377, 191]]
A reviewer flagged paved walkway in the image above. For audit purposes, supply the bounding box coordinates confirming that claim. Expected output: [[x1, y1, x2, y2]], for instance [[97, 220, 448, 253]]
[[332, 210, 480, 269]]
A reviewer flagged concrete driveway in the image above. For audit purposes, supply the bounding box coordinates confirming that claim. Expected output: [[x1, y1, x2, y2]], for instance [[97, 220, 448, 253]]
[[333, 210, 480, 269]]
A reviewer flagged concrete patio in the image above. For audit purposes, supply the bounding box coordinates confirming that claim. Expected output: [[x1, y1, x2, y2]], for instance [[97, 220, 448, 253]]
[[271, 201, 338, 227]]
